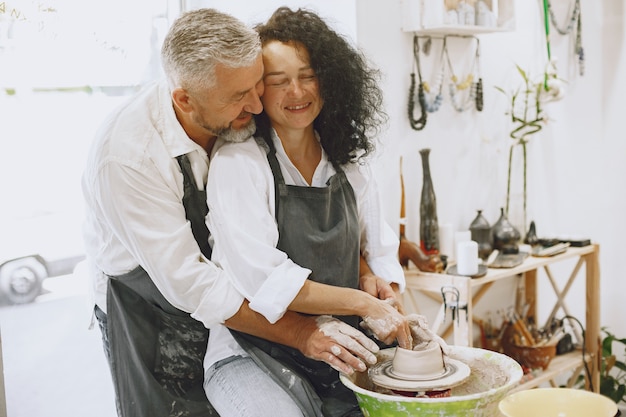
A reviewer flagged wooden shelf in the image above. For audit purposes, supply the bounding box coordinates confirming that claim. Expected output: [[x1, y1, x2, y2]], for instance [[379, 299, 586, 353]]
[[400, 0, 516, 35], [402, 244, 601, 393], [512, 350, 592, 392], [405, 25, 512, 37]]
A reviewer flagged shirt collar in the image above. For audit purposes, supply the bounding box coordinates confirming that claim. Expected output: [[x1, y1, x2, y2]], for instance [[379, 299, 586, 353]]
[[269, 128, 334, 186], [269, 128, 329, 165], [156, 80, 206, 159]]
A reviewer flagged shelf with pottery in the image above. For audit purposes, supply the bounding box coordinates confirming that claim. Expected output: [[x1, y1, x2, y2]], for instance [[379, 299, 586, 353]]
[[401, 243, 601, 393], [400, 0, 516, 36]]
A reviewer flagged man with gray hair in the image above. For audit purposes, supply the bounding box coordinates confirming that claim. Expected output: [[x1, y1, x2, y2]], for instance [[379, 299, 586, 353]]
[[82, 8, 378, 417]]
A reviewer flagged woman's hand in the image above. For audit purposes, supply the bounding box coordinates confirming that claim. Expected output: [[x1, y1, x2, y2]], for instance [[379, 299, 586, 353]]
[[359, 273, 405, 314], [407, 313, 450, 355], [358, 256, 410, 346], [359, 295, 413, 349], [359, 272, 394, 300]]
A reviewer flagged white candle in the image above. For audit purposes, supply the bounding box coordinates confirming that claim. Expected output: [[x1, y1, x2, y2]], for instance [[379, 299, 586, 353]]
[[454, 230, 471, 261], [439, 223, 454, 258], [456, 240, 479, 276]]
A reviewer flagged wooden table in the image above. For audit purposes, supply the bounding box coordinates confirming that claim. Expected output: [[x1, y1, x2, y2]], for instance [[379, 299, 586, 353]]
[[402, 244, 601, 392]]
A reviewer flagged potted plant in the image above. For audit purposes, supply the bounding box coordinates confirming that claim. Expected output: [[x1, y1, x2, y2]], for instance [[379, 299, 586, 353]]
[[495, 60, 565, 232], [599, 327, 626, 406], [575, 327, 626, 407]]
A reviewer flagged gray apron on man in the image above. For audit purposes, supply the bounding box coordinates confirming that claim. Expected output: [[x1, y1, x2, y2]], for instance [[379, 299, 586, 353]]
[[230, 136, 364, 417], [105, 154, 218, 417]]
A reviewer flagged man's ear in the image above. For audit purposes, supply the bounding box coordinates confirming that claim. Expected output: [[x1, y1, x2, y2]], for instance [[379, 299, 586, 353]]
[[172, 87, 193, 113]]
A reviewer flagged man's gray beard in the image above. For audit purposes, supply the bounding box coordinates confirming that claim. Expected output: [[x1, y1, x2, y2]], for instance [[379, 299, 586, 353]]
[[218, 118, 256, 143]]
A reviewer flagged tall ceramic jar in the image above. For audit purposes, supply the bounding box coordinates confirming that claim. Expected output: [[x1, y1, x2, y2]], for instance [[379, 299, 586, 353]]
[[419, 148, 439, 255], [470, 209, 492, 260], [492, 207, 521, 254]]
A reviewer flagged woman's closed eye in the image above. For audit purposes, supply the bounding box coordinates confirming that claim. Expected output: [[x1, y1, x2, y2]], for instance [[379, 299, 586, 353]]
[[265, 76, 289, 87]]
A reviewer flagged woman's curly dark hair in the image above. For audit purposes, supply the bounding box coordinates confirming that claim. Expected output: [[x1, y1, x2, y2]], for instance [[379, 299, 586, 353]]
[[255, 7, 387, 166]]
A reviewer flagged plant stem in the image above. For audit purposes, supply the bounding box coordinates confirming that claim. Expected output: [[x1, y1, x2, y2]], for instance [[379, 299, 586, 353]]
[[506, 144, 513, 216], [522, 140, 527, 230], [506, 140, 528, 231]]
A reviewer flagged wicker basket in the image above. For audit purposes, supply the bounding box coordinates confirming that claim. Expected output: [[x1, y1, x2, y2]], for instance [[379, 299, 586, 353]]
[[501, 324, 557, 370]]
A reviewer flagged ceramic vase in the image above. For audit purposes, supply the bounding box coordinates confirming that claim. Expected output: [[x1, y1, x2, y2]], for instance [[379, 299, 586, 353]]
[[524, 220, 539, 246], [419, 148, 439, 255], [491, 207, 521, 254], [469, 210, 492, 260]]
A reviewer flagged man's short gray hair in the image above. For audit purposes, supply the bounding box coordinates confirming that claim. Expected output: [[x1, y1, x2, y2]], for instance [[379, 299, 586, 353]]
[[161, 8, 261, 93]]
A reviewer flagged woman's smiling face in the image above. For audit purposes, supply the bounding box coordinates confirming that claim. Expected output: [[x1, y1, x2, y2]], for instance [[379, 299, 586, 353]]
[[260, 40, 323, 136]]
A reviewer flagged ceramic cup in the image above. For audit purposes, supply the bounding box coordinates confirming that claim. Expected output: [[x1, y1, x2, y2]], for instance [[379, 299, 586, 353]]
[[391, 341, 445, 379]]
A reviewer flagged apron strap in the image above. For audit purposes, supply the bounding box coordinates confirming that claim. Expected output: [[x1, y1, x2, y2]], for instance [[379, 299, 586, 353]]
[[256, 135, 283, 220], [176, 154, 212, 259]]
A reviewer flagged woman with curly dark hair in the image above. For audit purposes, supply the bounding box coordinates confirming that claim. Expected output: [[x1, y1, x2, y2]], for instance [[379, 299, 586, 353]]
[[204, 7, 412, 417], [254, 7, 386, 166]]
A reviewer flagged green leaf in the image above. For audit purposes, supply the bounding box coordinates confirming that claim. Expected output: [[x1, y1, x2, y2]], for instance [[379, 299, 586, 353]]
[[494, 86, 507, 95], [599, 327, 626, 404], [515, 65, 529, 83], [603, 334, 615, 355], [607, 383, 626, 404]]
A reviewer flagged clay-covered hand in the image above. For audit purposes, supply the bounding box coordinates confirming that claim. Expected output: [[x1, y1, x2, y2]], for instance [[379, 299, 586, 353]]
[[406, 313, 451, 355], [360, 299, 413, 349], [398, 237, 444, 273], [302, 315, 380, 374]]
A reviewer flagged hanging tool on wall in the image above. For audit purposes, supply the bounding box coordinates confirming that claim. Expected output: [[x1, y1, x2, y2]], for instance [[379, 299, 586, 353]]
[[543, 0, 584, 77], [443, 35, 483, 113], [419, 36, 445, 113], [408, 34, 428, 130]]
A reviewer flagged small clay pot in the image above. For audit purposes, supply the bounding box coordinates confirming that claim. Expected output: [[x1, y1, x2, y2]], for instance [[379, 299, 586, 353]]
[[391, 342, 445, 379]]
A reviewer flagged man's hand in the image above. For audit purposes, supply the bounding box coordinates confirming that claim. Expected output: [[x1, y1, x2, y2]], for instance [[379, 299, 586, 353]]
[[293, 315, 380, 375]]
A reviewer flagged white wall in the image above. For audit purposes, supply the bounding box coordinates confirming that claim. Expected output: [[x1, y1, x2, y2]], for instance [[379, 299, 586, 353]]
[[198, 0, 357, 39], [355, 0, 626, 340], [205, 0, 626, 340]]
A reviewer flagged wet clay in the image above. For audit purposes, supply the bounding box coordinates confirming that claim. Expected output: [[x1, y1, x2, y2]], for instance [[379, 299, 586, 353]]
[[340, 346, 523, 417], [368, 350, 510, 397]]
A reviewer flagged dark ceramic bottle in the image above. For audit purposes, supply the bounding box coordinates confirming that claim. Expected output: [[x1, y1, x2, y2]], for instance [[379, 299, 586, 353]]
[[492, 207, 521, 254], [419, 148, 439, 255], [524, 220, 539, 246], [470, 209, 492, 260]]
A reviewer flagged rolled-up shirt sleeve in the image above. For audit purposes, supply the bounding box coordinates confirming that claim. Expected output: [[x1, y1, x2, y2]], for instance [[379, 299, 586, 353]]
[[93, 156, 244, 327], [206, 140, 311, 323], [348, 163, 406, 292]]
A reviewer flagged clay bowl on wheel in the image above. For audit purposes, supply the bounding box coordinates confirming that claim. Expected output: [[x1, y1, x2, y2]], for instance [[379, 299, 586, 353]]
[[340, 346, 523, 417], [390, 342, 446, 379]]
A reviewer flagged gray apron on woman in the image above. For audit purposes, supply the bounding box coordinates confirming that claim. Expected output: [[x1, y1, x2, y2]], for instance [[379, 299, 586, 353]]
[[230, 136, 364, 417], [105, 154, 218, 417]]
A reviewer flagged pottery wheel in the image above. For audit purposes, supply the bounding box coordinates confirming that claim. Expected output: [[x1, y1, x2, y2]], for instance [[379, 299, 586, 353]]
[[369, 357, 471, 392]]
